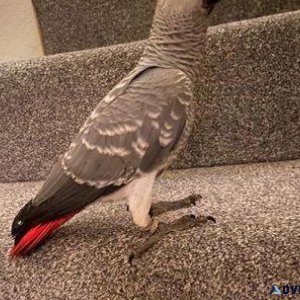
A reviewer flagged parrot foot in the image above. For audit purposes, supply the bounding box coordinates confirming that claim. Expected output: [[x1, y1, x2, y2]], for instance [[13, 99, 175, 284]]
[[149, 193, 201, 217], [128, 213, 216, 265], [149, 217, 159, 234], [138, 217, 160, 233]]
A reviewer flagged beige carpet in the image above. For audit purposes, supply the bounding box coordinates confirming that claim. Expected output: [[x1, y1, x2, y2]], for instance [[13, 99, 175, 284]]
[[1, 160, 299, 299]]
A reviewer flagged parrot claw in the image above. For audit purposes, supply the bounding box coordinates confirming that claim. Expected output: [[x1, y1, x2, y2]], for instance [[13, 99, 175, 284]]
[[128, 213, 215, 265], [206, 215, 216, 223]]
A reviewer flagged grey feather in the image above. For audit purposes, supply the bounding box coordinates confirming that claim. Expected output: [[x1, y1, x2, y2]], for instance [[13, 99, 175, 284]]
[[62, 67, 193, 188]]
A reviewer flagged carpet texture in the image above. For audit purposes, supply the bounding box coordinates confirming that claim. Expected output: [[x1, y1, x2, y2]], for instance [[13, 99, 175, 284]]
[[0, 10, 299, 182], [0, 160, 299, 299], [32, 0, 300, 54]]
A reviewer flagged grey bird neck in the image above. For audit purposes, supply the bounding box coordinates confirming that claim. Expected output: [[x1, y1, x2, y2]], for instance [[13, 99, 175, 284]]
[[139, 0, 211, 80]]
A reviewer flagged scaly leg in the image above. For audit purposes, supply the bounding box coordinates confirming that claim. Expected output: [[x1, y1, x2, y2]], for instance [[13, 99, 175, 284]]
[[149, 194, 201, 217], [126, 194, 201, 219], [129, 214, 216, 264]]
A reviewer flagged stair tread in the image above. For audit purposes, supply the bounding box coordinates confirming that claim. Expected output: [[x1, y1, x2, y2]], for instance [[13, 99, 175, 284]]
[[1, 159, 299, 299]]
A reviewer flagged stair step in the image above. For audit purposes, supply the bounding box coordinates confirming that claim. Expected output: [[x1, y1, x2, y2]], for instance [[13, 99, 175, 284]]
[[1, 159, 299, 299], [0, 10, 299, 183], [33, 0, 300, 54]]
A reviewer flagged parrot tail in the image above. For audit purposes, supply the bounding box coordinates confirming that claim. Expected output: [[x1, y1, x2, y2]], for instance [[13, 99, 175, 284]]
[[9, 211, 78, 257], [9, 160, 123, 257]]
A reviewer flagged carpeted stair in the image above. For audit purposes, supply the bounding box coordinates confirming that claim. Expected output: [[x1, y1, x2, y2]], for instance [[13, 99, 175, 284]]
[[1, 10, 299, 182], [1, 160, 300, 299], [32, 0, 300, 54]]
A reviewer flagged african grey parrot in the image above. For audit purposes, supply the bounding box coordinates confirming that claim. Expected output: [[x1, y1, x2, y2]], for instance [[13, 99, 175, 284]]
[[10, 0, 220, 256]]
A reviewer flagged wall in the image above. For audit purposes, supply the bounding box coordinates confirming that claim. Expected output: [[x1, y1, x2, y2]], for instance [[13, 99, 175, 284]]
[[0, 0, 44, 63]]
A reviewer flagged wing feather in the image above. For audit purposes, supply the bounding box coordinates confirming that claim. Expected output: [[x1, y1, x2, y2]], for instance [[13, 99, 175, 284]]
[[62, 67, 193, 188]]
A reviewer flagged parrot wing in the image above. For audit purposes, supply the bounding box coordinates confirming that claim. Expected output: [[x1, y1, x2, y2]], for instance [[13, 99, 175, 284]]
[[61, 67, 192, 189]]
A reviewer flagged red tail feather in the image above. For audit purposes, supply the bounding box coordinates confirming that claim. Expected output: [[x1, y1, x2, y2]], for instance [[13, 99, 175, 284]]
[[9, 212, 77, 257]]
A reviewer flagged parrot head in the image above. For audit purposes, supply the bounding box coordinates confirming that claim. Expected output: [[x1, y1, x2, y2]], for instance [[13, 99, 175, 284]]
[[158, 0, 220, 15], [151, 0, 221, 39]]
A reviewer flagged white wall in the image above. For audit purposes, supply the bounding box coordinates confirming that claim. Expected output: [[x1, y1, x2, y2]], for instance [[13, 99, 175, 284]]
[[0, 0, 44, 63]]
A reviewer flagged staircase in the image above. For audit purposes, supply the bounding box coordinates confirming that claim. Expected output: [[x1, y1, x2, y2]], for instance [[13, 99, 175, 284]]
[[0, 1, 299, 299], [32, 0, 300, 54]]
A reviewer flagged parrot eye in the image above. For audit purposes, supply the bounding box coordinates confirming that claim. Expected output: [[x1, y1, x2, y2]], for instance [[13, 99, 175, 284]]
[[17, 220, 23, 226]]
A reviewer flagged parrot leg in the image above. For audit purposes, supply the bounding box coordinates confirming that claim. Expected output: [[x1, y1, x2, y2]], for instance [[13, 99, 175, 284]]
[[128, 214, 216, 264], [149, 194, 201, 217], [145, 193, 202, 234], [126, 194, 202, 233], [127, 171, 157, 228]]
